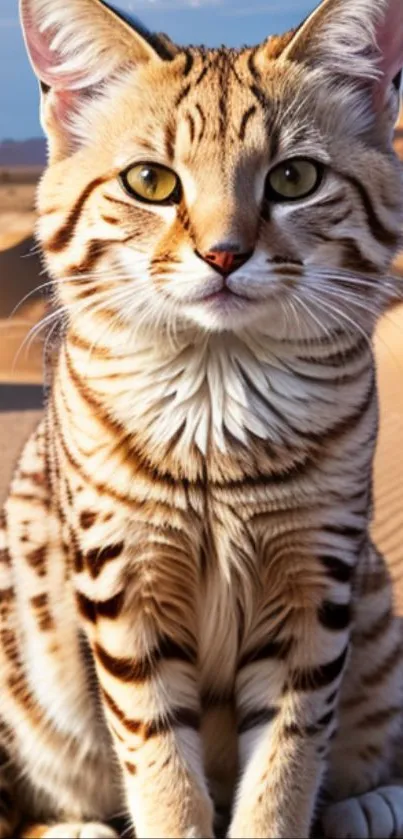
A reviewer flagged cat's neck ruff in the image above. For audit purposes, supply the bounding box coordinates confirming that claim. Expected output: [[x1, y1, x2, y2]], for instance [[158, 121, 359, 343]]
[[66, 319, 373, 457]]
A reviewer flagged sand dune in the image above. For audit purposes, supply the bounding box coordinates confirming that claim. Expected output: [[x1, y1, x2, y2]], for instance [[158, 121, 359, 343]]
[[0, 213, 37, 251], [0, 233, 47, 384], [0, 176, 46, 383]]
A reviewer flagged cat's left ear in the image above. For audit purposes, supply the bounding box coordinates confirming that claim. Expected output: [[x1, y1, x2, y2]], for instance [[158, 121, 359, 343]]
[[19, 0, 173, 160], [278, 0, 403, 118]]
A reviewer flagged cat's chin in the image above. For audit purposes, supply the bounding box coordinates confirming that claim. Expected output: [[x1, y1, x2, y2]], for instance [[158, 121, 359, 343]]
[[182, 292, 266, 332]]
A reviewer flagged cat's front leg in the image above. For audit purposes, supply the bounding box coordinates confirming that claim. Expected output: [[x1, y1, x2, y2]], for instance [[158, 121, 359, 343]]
[[229, 576, 351, 839], [75, 530, 214, 839]]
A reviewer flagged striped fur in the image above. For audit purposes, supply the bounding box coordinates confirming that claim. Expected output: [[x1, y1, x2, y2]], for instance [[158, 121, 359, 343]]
[[2, 0, 403, 836]]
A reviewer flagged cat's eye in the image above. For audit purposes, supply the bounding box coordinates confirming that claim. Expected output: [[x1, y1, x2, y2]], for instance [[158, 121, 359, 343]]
[[266, 158, 323, 202], [120, 163, 181, 205]]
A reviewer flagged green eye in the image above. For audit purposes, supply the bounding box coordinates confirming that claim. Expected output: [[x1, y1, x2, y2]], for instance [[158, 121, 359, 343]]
[[266, 158, 323, 202], [121, 163, 180, 204]]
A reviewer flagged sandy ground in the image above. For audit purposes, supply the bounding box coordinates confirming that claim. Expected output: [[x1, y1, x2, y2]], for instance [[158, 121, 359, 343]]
[[0, 177, 45, 383]]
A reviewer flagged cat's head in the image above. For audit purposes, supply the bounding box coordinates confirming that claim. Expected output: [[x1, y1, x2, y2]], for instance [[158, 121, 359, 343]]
[[21, 0, 403, 340]]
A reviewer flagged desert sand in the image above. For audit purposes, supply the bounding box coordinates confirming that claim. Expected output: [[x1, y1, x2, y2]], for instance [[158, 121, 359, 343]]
[[0, 170, 45, 384]]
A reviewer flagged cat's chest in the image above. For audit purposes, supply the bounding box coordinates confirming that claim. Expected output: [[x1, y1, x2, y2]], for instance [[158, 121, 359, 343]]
[[197, 566, 240, 695], [195, 510, 272, 695], [113, 336, 367, 462]]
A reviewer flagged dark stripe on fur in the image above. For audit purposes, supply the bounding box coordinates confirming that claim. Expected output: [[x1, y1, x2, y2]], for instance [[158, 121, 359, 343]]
[[195, 103, 207, 143], [76, 589, 126, 623], [239, 106, 257, 141], [238, 707, 279, 734], [95, 634, 196, 683], [239, 637, 293, 669], [318, 601, 351, 632], [79, 511, 98, 530], [175, 83, 191, 108], [144, 709, 200, 739], [291, 646, 349, 692], [357, 608, 393, 644], [86, 542, 125, 578], [357, 706, 401, 729], [47, 177, 107, 252], [186, 112, 196, 144], [344, 174, 398, 248], [320, 555, 353, 584], [361, 642, 403, 688], [95, 643, 138, 682], [102, 688, 142, 733]]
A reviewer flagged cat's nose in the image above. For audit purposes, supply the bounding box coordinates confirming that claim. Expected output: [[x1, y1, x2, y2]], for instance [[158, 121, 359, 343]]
[[198, 245, 253, 276]]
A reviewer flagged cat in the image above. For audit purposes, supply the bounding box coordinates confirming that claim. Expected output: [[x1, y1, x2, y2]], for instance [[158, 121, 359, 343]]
[[1, 0, 403, 836]]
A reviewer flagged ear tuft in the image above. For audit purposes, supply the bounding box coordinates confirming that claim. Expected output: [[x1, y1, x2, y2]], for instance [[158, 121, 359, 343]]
[[282, 0, 403, 113], [20, 0, 166, 159], [19, 0, 161, 91]]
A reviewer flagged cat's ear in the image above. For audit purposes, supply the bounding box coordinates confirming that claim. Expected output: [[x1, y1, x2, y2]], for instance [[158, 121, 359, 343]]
[[20, 0, 163, 89], [281, 0, 403, 117], [19, 0, 166, 158]]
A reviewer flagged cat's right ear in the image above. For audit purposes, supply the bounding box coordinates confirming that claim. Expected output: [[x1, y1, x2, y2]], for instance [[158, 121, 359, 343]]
[[19, 0, 166, 159], [277, 0, 403, 128]]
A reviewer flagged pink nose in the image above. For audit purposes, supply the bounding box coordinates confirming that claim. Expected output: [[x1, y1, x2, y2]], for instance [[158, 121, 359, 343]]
[[201, 248, 252, 276]]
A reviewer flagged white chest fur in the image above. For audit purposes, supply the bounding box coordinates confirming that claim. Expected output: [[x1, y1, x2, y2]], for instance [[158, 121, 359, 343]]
[[90, 330, 372, 458]]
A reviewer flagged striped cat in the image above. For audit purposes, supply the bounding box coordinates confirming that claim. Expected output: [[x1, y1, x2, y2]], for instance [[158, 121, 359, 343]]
[[1, 0, 403, 836]]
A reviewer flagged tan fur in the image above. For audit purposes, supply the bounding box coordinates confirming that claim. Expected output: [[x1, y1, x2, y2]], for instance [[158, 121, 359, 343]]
[[2, 0, 403, 836]]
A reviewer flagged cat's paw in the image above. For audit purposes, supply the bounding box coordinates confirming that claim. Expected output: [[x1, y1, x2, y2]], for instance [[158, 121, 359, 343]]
[[40, 823, 119, 839], [322, 786, 403, 838]]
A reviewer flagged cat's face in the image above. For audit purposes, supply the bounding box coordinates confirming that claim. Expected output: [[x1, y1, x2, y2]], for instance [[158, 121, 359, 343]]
[[22, 0, 403, 339]]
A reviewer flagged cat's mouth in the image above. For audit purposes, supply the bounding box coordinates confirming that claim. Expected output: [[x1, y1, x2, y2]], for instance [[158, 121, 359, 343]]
[[189, 281, 252, 306]]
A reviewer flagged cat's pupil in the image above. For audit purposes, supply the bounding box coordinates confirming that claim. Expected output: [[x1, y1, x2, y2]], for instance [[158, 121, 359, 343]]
[[140, 167, 158, 194]]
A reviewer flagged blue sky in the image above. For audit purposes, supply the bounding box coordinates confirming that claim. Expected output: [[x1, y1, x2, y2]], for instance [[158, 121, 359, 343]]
[[0, 0, 315, 140]]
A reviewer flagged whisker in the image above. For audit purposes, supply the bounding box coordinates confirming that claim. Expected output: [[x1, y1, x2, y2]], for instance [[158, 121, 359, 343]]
[[11, 281, 136, 372], [303, 289, 374, 353], [312, 283, 396, 329], [80, 288, 143, 369], [9, 283, 54, 320], [311, 286, 403, 375], [8, 264, 150, 320], [12, 307, 65, 374], [291, 291, 336, 340]]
